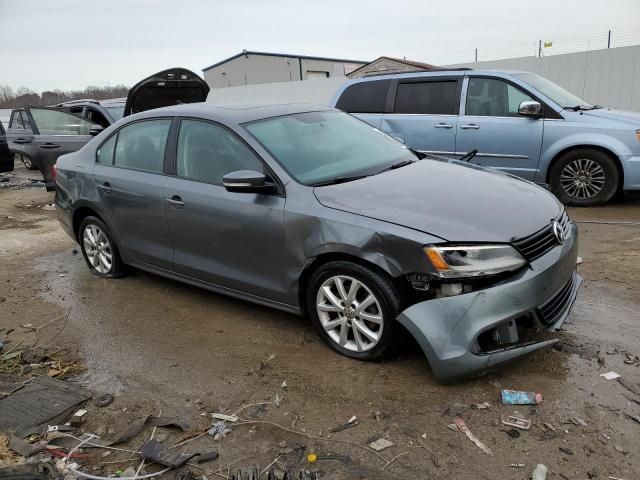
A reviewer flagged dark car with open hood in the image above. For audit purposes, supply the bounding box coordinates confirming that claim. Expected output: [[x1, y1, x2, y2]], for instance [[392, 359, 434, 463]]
[[54, 103, 581, 382], [5, 68, 209, 190]]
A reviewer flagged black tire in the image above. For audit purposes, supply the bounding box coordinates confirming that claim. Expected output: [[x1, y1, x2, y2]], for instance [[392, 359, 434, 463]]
[[19, 154, 38, 170], [549, 149, 619, 206], [78, 216, 126, 278], [305, 261, 401, 360]]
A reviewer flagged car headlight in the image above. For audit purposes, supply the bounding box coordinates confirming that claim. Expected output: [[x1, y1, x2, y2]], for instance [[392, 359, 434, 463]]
[[424, 245, 526, 278]]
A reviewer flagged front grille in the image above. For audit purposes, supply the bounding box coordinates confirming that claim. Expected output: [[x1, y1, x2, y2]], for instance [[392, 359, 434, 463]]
[[512, 210, 571, 262], [538, 275, 576, 326]]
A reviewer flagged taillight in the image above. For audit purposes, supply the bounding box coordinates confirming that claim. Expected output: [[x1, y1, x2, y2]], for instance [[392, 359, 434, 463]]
[[52, 164, 57, 180]]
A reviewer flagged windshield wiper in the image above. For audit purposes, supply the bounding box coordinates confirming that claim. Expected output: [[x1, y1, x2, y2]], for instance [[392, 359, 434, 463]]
[[564, 105, 596, 111], [376, 159, 415, 175], [310, 174, 370, 187]]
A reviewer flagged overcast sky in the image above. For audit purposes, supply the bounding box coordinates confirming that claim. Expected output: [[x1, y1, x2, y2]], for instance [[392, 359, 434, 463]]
[[1, 0, 639, 92]]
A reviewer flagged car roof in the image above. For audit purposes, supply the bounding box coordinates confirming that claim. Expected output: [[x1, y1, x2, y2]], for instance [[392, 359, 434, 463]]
[[352, 69, 530, 82], [128, 101, 334, 124]]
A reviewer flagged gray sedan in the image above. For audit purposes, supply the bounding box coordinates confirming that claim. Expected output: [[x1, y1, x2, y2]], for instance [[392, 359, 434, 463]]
[[54, 102, 581, 382]]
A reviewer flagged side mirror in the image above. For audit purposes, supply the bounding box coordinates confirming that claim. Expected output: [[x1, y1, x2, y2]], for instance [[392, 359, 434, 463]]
[[223, 170, 275, 193], [89, 125, 105, 136], [518, 101, 542, 117]]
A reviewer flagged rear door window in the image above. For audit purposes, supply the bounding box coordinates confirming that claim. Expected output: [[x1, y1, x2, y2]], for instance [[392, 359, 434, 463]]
[[394, 80, 459, 114], [29, 108, 98, 135], [335, 80, 390, 113], [113, 119, 171, 173], [9, 110, 30, 130]]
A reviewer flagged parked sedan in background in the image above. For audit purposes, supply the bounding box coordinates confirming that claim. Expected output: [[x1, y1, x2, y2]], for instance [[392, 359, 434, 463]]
[[332, 70, 640, 206], [5, 68, 209, 190], [54, 102, 580, 381]]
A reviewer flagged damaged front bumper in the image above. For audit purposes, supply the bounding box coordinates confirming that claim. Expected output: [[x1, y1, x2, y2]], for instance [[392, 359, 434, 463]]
[[398, 223, 581, 383]]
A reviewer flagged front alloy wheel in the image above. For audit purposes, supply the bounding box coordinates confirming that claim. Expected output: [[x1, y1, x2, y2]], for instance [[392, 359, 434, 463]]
[[316, 275, 384, 353], [307, 261, 400, 360], [550, 149, 619, 206], [560, 158, 605, 200]]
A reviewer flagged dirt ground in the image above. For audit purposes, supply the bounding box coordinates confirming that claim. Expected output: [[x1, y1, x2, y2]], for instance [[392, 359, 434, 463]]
[[1, 161, 639, 480]]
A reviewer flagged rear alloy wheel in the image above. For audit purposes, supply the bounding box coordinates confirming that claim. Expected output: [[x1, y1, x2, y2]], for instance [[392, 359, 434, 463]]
[[550, 149, 619, 206], [307, 261, 400, 360], [79, 216, 125, 278]]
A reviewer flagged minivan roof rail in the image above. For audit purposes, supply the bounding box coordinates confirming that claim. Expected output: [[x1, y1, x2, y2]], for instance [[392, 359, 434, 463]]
[[360, 67, 473, 78], [56, 99, 101, 106]]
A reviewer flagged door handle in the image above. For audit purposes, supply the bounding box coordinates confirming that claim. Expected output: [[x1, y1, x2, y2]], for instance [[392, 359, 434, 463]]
[[13, 138, 32, 144], [434, 123, 453, 129], [460, 124, 480, 129], [166, 195, 184, 208], [40, 143, 61, 149], [97, 182, 112, 194]]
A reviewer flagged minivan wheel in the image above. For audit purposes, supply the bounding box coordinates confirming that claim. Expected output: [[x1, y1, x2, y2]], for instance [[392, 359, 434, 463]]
[[79, 216, 125, 278], [306, 261, 400, 360], [549, 149, 619, 206]]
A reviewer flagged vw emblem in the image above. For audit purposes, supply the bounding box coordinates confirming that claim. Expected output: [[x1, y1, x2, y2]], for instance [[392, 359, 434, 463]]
[[552, 221, 565, 245]]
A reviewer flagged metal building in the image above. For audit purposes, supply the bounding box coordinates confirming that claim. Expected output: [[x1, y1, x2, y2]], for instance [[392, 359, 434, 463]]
[[347, 56, 440, 79], [202, 50, 367, 89]]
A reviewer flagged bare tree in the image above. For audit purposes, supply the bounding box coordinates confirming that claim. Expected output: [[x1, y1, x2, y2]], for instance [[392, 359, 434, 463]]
[[0, 84, 130, 108]]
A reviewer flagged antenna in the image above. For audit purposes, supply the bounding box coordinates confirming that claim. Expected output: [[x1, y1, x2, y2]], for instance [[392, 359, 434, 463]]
[[581, 39, 590, 108]]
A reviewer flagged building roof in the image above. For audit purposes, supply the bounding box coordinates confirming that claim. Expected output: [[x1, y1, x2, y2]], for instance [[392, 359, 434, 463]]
[[203, 50, 369, 72], [347, 56, 441, 77]]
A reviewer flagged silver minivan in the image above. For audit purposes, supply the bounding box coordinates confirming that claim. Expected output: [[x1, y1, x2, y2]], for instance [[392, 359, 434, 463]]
[[332, 70, 640, 206]]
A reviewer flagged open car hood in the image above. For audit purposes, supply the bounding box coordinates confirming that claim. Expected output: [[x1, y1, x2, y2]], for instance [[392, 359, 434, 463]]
[[123, 68, 210, 117]]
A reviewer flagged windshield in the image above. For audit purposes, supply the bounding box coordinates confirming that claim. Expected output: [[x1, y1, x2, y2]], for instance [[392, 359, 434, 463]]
[[104, 105, 125, 121], [244, 111, 414, 185], [514, 72, 590, 108]]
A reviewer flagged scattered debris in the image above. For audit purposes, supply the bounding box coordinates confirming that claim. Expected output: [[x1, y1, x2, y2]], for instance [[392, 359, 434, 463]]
[[600, 371, 621, 380], [559, 446, 574, 455], [510, 463, 526, 468], [369, 438, 394, 451], [281, 380, 287, 389], [70, 408, 88, 427], [0, 375, 90, 432], [501, 389, 542, 405], [207, 420, 232, 440], [141, 439, 200, 468], [445, 423, 458, 432], [506, 428, 520, 438], [330, 416, 359, 433], [576, 256, 583, 265], [307, 453, 317, 463], [501, 414, 532, 430], [8, 435, 48, 457], [532, 464, 548, 480], [109, 415, 191, 445], [543, 422, 556, 432], [454, 417, 493, 455], [210, 413, 238, 422], [195, 451, 220, 464], [472, 402, 491, 410], [94, 393, 114, 407], [571, 417, 588, 427], [625, 413, 640, 424]]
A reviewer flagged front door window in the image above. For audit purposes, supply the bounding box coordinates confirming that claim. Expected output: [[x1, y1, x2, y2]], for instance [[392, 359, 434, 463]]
[[465, 78, 535, 117]]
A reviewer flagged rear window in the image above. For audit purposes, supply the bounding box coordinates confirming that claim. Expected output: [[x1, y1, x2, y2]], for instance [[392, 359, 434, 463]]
[[394, 81, 458, 115], [335, 80, 390, 114]]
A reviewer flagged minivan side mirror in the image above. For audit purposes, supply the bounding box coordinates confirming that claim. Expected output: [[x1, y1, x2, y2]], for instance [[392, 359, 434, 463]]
[[518, 101, 542, 117], [89, 125, 105, 136], [223, 170, 276, 193]]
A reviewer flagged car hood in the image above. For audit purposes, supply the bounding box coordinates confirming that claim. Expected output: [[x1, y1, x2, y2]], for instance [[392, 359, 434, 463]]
[[124, 68, 210, 117], [581, 108, 640, 125], [314, 159, 562, 242]]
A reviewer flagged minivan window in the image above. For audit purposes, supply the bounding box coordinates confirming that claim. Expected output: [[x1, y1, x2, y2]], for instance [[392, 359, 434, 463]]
[[394, 81, 458, 115], [29, 108, 98, 135], [176, 119, 264, 185], [113, 119, 171, 173], [245, 111, 414, 185], [335, 80, 390, 113], [513, 72, 589, 108], [465, 78, 535, 117]]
